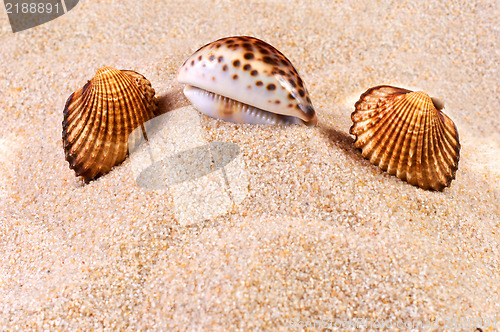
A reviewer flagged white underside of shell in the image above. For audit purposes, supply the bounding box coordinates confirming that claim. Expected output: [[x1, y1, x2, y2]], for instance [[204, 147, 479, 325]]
[[183, 85, 302, 125]]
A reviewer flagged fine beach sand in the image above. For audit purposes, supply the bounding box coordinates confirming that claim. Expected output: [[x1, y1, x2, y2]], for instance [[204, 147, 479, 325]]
[[1, 0, 499, 330]]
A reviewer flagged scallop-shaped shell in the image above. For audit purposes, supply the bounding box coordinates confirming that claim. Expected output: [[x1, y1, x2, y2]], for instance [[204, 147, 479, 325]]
[[350, 85, 460, 191], [62, 66, 158, 182], [177, 36, 317, 125]]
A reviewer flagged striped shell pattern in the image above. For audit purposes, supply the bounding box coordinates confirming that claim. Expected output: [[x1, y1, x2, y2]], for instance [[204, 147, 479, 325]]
[[62, 66, 158, 182], [350, 85, 460, 191]]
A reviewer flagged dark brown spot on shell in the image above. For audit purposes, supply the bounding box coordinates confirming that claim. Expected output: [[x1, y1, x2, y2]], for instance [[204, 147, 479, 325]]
[[209, 55, 215, 61], [267, 84, 276, 91], [233, 60, 241, 67], [263, 56, 277, 65], [222, 64, 228, 71], [256, 81, 263, 86], [250, 70, 258, 76], [244, 52, 254, 60], [242, 43, 253, 50], [258, 47, 270, 55], [243, 64, 251, 71], [233, 74, 238, 80], [298, 89, 305, 97], [218, 56, 224, 63], [275, 100, 281, 104], [190, 60, 195, 66], [288, 79, 297, 88], [198, 55, 202, 61]]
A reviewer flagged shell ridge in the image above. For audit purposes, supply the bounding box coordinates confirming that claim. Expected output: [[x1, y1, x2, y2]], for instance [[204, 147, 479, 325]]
[[63, 83, 87, 128], [353, 99, 394, 151], [92, 78, 113, 179], [387, 95, 420, 175], [107, 71, 141, 170], [437, 111, 461, 161], [97, 69, 136, 178], [406, 92, 428, 186], [82, 72, 114, 177], [434, 111, 460, 182], [64, 82, 96, 148], [68, 85, 99, 170], [351, 93, 388, 135], [95, 71, 126, 177], [379, 95, 416, 171], [408, 92, 447, 189], [366, 94, 413, 165], [387, 94, 417, 175], [62, 93, 81, 147], [413, 100, 430, 188], [71, 79, 101, 167], [395, 94, 422, 181], [123, 70, 159, 117], [367, 96, 408, 165], [99, 70, 128, 172], [353, 92, 408, 148], [432, 112, 455, 172], [428, 111, 451, 190], [406, 92, 429, 185], [432, 112, 452, 190], [123, 71, 151, 125], [74, 76, 105, 179], [420, 108, 436, 189]]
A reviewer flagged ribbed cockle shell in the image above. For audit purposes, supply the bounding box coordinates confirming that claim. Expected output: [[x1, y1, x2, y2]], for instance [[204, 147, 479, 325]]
[[350, 85, 460, 191], [177, 36, 317, 126], [62, 66, 158, 182]]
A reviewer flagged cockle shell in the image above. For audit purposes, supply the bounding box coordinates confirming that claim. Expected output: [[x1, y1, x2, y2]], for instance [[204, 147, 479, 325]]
[[177, 36, 317, 125], [62, 66, 158, 182], [350, 85, 460, 191]]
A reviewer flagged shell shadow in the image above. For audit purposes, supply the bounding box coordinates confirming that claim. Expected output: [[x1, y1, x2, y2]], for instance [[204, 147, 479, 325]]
[[155, 85, 190, 116], [317, 123, 366, 163], [135, 142, 241, 190]]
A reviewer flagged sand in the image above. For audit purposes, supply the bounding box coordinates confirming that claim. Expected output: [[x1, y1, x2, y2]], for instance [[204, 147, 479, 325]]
[[0, 0, 499, 330]]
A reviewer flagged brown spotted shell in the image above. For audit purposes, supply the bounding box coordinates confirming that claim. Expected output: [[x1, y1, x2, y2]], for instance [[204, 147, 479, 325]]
[[350, 85, 460, 191], [62, 66, 158, 182], [177, 36, 317, 125]]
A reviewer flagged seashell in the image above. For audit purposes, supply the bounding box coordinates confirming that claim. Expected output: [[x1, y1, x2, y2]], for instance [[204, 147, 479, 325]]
[[177, 36, 317, 126], [350, 85, 460, 191], [62, 66, 158, 182]]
